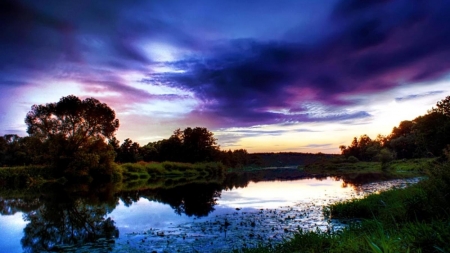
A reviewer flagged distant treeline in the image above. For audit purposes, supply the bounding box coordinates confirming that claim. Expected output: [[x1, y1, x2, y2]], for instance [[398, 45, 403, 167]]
[[0, 128, 326, 169], [340, 95, 450, 162], [1, 95, 450, 171], [108, 127, 327, 168]]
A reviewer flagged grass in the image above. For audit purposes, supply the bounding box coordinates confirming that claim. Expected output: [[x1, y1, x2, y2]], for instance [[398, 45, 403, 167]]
[[119, 161, 225, 178], [385, 158, 439, 173], [237, 220, 450, 253], [303, 157, 434, 178], [116, 161, 226, 191], [235, 160, 450, 253], [0, 161, 226, 196], [0, 165, 59, 189]]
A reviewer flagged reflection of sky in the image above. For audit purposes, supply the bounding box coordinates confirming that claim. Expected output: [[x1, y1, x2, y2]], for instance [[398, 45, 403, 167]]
[[110, 199, 197, 234], [219, 178, 354, 209], [0, 213, 26, 253], [110, 178, 357, 233]]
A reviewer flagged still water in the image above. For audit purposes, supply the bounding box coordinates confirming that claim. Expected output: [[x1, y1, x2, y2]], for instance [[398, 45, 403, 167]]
[[0, 171, 420, 253]]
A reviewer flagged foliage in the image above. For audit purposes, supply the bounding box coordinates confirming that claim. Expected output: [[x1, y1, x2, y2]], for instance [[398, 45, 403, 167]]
[[378, 148, 394, 170], [25, 95, 119, 141], [24, 95, 119, 177], [431, 95, 450, 117], [143, 127, 220, 163], [340, 96, 450, 161], [413, 112, 450, 156], [114, 138, 141, 163], [340, 135, 383, 161], [119, 161, 226, 183], [443, 145, 450, 161], [347, 156, 359, 163], [0, 166, 57, 189], [219, 149, 251, 169], [0, 135, 50, 166]]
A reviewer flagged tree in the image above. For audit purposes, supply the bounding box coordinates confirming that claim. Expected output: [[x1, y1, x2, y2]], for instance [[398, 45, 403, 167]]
[[181, 127, 219, 163], [0, 134, 45, 166], [147, 127, 219, 163], [413, 112, 450, 157], [140, 143, 159, 162], [25, 95, 119, 144], [386, 120, 417, 159], [340, 135, 382, 161], [116, 138, 141, 163], [432, 95, 450, 117], [24, 95, 119, 174]]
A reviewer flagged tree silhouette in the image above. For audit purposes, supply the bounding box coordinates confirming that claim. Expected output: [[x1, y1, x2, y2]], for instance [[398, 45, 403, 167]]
[[116, 138, 141, 163], [147, 127, 219, 163], [432, 95, 450, 117], [24, 95, 119, 175]]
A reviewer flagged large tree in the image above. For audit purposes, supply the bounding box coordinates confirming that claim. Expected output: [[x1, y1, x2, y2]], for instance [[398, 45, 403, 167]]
[[25, 95, 119, 144], [25, 95, 119, 174]]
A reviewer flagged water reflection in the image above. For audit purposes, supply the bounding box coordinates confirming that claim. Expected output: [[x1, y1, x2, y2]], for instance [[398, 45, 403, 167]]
[[0, 169, 420, 252], [119, 183, 222, 217], [0, 184, 120, 253], [21, 199, 118, 252]]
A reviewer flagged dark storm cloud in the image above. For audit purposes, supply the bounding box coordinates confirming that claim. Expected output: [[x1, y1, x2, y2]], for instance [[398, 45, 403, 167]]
[[0, 0, 197, 100], [2, 0, 450, 134], [150, 0, 450, 128]]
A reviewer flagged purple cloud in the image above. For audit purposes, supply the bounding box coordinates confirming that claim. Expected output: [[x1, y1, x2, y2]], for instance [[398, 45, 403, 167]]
[[146, 0, 450, 128]]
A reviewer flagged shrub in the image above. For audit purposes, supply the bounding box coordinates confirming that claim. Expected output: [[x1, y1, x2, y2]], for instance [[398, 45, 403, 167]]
[[347, 156, 359, 163]]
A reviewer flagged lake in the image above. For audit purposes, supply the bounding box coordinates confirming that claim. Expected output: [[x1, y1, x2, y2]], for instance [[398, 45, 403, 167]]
[[0, 170, 420, 253]]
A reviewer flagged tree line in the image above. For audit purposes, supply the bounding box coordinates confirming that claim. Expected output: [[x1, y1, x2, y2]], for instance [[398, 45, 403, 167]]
[[339, 96, 450, 163], [2, 95, 450, 174], [108, 127, 251, 167], [0, 95, 250, 173]]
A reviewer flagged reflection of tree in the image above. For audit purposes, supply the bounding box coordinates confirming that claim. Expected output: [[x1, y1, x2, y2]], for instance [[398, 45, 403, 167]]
[[119, 183, 222, 217], [0, 197, 41, 215], [20, 197, 118, 252], [332, 173, 398, 193], [0, 182, 120, 252], [222, 172, 250, 190], [157, 183, 222, 217]]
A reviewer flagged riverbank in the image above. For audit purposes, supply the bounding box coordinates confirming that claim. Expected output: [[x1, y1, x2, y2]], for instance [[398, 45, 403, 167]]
[[0, 158, 430, 195], [303, 157, 433, 177], [238, 160, 450, 253]]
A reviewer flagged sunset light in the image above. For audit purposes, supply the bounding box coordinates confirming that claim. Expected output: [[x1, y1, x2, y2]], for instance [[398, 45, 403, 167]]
[[1, 0, 449, 152]]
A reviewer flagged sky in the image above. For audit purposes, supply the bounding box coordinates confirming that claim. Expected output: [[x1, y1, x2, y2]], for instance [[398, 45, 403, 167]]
[[1, 0, 450, 153]]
